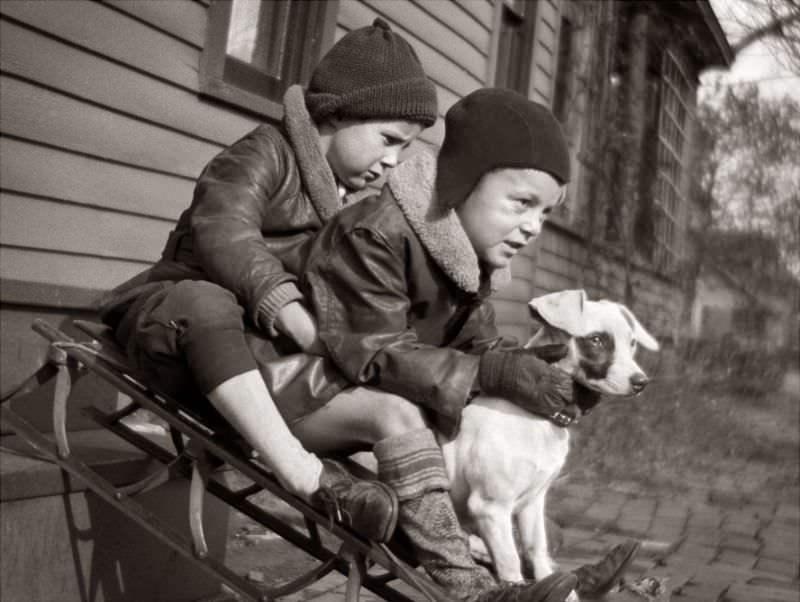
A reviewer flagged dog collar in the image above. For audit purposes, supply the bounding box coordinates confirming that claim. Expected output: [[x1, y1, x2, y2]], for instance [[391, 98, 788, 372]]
[[547, 404, 581, 428]]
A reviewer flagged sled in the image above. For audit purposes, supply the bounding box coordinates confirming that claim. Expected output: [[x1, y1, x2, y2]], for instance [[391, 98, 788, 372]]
[[0, 318, 455, 602]]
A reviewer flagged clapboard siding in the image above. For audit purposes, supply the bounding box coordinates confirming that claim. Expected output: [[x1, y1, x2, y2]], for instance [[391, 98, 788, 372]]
[[362, 0, 486, 81], [1, 74, 222, 179], [411, 0, 491, 53], [0, 138, 193, 221], [494, 278, 535, 304], [0, 0, 223, 303], [103, 0, 207, 48], [0, 248, 149, 291], [529, 0, 560, 103], [0, 1, 201, 91], [0, 18, 258, 147], [453, 0, 494, 28], [0, 193, 171, 263]]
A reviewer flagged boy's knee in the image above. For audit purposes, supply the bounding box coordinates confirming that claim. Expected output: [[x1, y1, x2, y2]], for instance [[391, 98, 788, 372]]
[[168, 281, 243, 323], [370, 391, 428, 438], [132, 280, 254, 392]]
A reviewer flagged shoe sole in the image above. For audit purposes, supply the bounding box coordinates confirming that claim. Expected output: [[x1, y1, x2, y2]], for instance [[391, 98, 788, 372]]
[[579, 540, 641, 599], [373, 480, 400, 543]]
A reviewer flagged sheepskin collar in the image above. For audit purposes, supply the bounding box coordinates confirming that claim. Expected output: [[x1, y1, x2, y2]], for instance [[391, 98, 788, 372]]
[[387, 150, 511, 294], [283, 85, 340, 222]]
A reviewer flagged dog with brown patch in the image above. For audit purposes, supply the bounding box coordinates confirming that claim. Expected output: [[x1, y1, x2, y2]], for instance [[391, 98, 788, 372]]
[[438, 289, 659, 598]]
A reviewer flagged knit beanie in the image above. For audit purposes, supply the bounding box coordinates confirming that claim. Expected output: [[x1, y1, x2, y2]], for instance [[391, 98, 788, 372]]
[[305, 18, 438, 127], [436, 88, 571, 209]]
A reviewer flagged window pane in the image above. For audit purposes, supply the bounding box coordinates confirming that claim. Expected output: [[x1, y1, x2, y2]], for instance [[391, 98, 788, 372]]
[[227, 0, 291, 78], [650, 50, 693, 270], [494, 1, 537, 94], [200, 0, 338, 116]]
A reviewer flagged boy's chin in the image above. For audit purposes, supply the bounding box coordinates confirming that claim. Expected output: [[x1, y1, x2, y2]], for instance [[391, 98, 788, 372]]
[[481, 255, 512, 270]]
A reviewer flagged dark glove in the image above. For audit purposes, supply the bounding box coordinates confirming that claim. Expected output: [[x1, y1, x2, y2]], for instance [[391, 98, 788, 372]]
[[574, 382, 603, 414], [478, 349, 574, 422]]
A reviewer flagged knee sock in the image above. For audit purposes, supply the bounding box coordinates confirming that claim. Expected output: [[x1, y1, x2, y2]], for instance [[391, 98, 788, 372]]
[[374, 428, 495, 601], [206, 369, 323, 499]]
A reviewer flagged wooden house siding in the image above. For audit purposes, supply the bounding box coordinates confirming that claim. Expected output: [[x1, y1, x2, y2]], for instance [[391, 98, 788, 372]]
[[0, 0, 261, 303]]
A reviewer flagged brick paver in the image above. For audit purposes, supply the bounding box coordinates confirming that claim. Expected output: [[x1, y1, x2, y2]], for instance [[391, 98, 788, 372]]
[[228, 477, 799, 602]]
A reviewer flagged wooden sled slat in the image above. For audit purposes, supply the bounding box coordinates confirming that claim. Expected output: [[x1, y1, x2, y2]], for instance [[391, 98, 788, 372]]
[[0, 319, 455, 602]]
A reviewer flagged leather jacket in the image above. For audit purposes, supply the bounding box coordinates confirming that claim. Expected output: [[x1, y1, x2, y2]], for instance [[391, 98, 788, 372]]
[[302, 150, 511, 437], [100, 85, 341, 336]]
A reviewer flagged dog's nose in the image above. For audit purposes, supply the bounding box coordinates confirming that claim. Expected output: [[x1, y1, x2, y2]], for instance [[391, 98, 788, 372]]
[[630, 373, 649, 393]]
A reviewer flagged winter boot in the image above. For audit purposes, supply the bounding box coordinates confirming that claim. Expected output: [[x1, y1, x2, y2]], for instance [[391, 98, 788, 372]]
[[573, 539, 640, 598], [310, 458, 398, 543], [476, 573, 577, 602]]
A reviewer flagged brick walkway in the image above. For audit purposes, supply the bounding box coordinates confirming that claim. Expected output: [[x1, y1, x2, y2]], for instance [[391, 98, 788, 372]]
[[231, 475, 799, 602], [547, 477, 800, 602]]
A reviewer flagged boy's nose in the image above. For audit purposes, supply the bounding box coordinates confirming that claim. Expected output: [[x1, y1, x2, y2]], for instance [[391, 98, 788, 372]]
[[520, 217, 541, 238], [381, 149, 401, 168]]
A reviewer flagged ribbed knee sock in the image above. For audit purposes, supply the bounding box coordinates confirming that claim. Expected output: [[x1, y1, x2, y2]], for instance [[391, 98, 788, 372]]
[[374, 428, 495, 601]]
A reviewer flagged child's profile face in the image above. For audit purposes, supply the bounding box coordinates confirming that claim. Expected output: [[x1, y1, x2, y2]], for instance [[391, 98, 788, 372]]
[[456, 168, 564, 270], [325, 118, 423, 191]]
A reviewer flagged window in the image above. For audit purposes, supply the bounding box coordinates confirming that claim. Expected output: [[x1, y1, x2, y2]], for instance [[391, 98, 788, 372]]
[[552, 16, 574, 123], [200, 0, 339, 119], [493, 0, 538, 94], [652, 50, 692, 272]]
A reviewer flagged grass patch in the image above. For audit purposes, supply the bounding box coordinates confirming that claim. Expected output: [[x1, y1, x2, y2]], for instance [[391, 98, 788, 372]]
[[563, 363, 800, 498]]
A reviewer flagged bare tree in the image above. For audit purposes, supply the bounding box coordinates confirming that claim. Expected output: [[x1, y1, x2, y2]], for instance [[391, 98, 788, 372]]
[[697, 82, 800, 275], [719, 0, 800, 72]]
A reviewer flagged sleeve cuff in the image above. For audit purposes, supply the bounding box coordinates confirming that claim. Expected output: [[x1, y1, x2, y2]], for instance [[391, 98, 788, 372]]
[[256, 281, 305, 336]]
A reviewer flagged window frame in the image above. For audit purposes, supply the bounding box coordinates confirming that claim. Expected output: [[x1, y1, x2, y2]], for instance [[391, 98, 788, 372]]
[[552, 15, 574, 124], [652, 49, 693, 273], [199, 0, 340, 120], [488, 0, 539, 95]]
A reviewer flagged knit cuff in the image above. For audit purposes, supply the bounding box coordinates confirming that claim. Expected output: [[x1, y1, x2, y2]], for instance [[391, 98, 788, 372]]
[[256, 282, 305, 336], [373, 428, 449, 500]]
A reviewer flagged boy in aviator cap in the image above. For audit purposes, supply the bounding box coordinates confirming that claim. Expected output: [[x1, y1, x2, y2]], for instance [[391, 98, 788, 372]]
[[279, 88, 640, 601], [100, 18, 437, 543]]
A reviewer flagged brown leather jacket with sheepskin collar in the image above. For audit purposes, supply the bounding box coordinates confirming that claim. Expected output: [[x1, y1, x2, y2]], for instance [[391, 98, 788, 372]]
[[301, 150, 511, 437]]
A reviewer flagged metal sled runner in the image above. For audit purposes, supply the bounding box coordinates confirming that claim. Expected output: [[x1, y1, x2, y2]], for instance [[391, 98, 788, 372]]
[[1, 319, 455, 602]]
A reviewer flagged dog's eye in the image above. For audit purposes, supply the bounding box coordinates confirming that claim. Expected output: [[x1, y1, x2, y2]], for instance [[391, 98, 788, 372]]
[[589, 335, 604, 346]]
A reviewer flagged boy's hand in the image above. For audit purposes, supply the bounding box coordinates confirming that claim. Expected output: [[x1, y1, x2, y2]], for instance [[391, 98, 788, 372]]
[[274, 302, 326, 355], [478, 349, 574, 419]]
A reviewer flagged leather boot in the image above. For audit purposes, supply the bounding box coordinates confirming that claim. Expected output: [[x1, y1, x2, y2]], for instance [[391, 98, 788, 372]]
[[310, 459, 398, 543], [573, 539, 640, 598], [475, 573, 577, 602]]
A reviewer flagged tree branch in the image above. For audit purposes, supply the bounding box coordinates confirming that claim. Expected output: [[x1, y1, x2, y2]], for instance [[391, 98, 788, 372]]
[[731, 10, 800, 55]]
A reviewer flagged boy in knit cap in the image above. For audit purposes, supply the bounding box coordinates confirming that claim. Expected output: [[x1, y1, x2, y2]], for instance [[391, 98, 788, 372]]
[[282, 88, 638, 601], [100, 18, 437, 543]]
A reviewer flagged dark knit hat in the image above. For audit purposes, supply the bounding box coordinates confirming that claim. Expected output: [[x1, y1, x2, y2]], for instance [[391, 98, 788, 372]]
[[436, 88, 571, 209], [305, 18, 438, 127]]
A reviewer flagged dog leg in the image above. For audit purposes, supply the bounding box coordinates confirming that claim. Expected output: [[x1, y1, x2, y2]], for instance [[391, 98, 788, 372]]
[[517, 495, 556, 580], [468, 495, 523, 582]]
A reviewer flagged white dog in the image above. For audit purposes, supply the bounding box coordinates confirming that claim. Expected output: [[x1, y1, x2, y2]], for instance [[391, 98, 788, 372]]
[[438, 289, 659, 590]]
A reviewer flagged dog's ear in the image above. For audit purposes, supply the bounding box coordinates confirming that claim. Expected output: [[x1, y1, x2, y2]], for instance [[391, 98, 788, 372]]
[[528, 290, 588, 336], [618, 305, 660, 351]]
